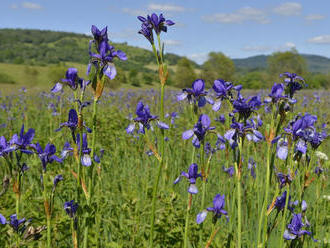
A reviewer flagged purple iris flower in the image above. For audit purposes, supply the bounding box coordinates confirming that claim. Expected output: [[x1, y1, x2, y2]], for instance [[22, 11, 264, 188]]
[[196, 194, 229, 224], [177, 79, 209, 107], [88, 25, 127, 80], [76, 133, 91, 167], [138, 13, 175, 36], [182, 114, 215, 148], [248, 157, 256, 179], [222, 166, 234, 177], [53, 174, 63, 188], [215, 114, 226, 124], [268, 83, 285, 102], [64, 200, 78, 218], [51, 68, 84, 93], [173, 163, 202, 194], [215, 134, 226, 150], [61, 142, 73, 159], [276, 172, 292, 188], [211, 79, 234, 111], [0, 214, 27, 233], [280, 72, 305, 98], [126, 101, 169, 134], [138, 21, 154, 44], [314, 166, 323, 176], [8, 124, 35, 154], [32, 143, 62, 172], [283, 213, 317, 242], [0, 136, 15, 157], [56, 109, 91, 142], [233, 95, 262, 120], [91, 25, 108, 45], [272, 191, 297, 212], [272, 136, 288, 160], [224, 118, 263, 149]]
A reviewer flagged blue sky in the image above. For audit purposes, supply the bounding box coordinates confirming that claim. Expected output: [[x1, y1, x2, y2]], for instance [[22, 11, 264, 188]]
[[1, 0, 330, 64]]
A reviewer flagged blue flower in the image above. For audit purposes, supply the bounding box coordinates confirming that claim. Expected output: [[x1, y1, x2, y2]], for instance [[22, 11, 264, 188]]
[[76, 133, 92, 167], [174, 163, 202, 194], [222, 166, 234, 177], [182, 114, 215, 148], [32, 143, 62, 172], [177, 79, 209, 107], [196, 194, 229, 224], [64, 200, 78, 218], [283, 213, 317, 242], [126, 101, 169, 134], [8, 124, 35, 154], [138, 13, 174, 36], [280, 72, 305, 98], [211, 79, 235, 111], [51, 68, 84, 93]]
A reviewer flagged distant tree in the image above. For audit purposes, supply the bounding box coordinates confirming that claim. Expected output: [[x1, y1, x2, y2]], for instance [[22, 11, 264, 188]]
[[174, 57, 197, 88], [129, 69, 140, 87], [239, 71, 269, 89], [267, 49, 307, 79], [47, 63, 67, 83], [142, 72, 154, 85], [200, 52, 235, 86]]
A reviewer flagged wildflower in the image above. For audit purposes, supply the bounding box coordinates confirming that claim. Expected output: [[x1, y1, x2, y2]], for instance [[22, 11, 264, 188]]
[[61, 142, 73, 159], [196, 194, 229, 224], [283, 213, 317, 241], [211, 79, 234, 111], [276, 172, 292, 188], [314, 166, 324, 176], [64, 200, 78, 218], [215, 114, 226, 124], [88, 25, 127, 80], [76, 133, 91, 167], [177, 79, 209, 107], [51, 68, 84, 93], [268, 82, 285, 102], [248, 157, 256, 179], [126, 101, 169, 134], [182, 114, 215, 148], [8, 125, 35, 154], [233, 95, 262, 120], [53, 175, 63, 188], [138, 13, 174, 36], [280, 72, 305, 98], [215, 134, 226, 150], [32, 143, 62, 172], [0, 214, 27, 233], [272, 191, 297, 212], [173, 163, 202, 194], [222, 166, 234, 177]]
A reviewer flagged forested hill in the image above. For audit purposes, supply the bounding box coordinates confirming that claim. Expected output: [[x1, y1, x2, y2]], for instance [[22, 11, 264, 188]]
[[233, 54, 330, 73], [0, 28, 194, 72]]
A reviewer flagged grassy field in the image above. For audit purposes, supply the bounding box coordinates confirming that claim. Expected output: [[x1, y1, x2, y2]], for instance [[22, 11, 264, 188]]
[[0, 84, 329, 247]]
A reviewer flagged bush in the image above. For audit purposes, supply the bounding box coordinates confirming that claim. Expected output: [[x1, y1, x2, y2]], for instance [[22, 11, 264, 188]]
[[0, 72, 15, 84]]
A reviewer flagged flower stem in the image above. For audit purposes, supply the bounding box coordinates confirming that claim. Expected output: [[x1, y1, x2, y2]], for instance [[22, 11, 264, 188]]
[[234, 139, 243, 248], [205, 225, 220, 248], [183, 193, 192, 248], [42, 171, 51, 248], [199, 140, 206, 247], [279, 185, 290, 248]]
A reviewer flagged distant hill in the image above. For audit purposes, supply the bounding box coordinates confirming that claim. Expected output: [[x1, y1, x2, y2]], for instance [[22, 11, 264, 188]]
[[0, 28, 198, 73], [233, 54, 330, 73]]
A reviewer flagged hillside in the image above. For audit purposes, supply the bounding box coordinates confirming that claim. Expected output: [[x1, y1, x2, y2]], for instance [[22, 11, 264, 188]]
[[0, 28, 197, 72], [233, 54, 330, 73]]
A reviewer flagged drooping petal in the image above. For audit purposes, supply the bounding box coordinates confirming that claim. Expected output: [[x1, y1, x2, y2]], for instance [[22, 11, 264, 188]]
[[0, 214, 6, 224], [212, 100, 222, 112], [157, 121, 169, 129], [188, 184, 198, 194], [173, 176, 181, 184], [81, 154, 92, 167], [283, 230, 296, 240], [126, 123, 135, 134], [51, 82, 63, 93], [182, 130, 194, 140], [196, 210, 208, 224], [177, 92, 188, 101], [103, 64, 117, 80], [198, 96, 206, 107]]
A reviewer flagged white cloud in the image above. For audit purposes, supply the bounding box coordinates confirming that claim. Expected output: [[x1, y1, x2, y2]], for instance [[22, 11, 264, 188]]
[[277, 42, 296, 51], [305, 14, 325, 21], [203, 7, 269, 24], [187, 53, 208, 64], [241, 45, 272, 52], [163, 40, 182, 46], [122, 8, 146, 16], [273, 2, 302, 16], [241, 42, 296, 53], [147, 4, 186, 12], [308, 35, 330, 44], [22, 2, 42, 9]]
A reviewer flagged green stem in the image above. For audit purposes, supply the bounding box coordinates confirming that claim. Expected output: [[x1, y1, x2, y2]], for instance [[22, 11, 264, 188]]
[[279, 185, 290, 248], [234, 139, 243, 248], [183, 193, 192, 248], [262, 141, 272, 246], [42, 171, 51, 248], [199, 140, 206, 247], [83, 98, 98, 248]]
